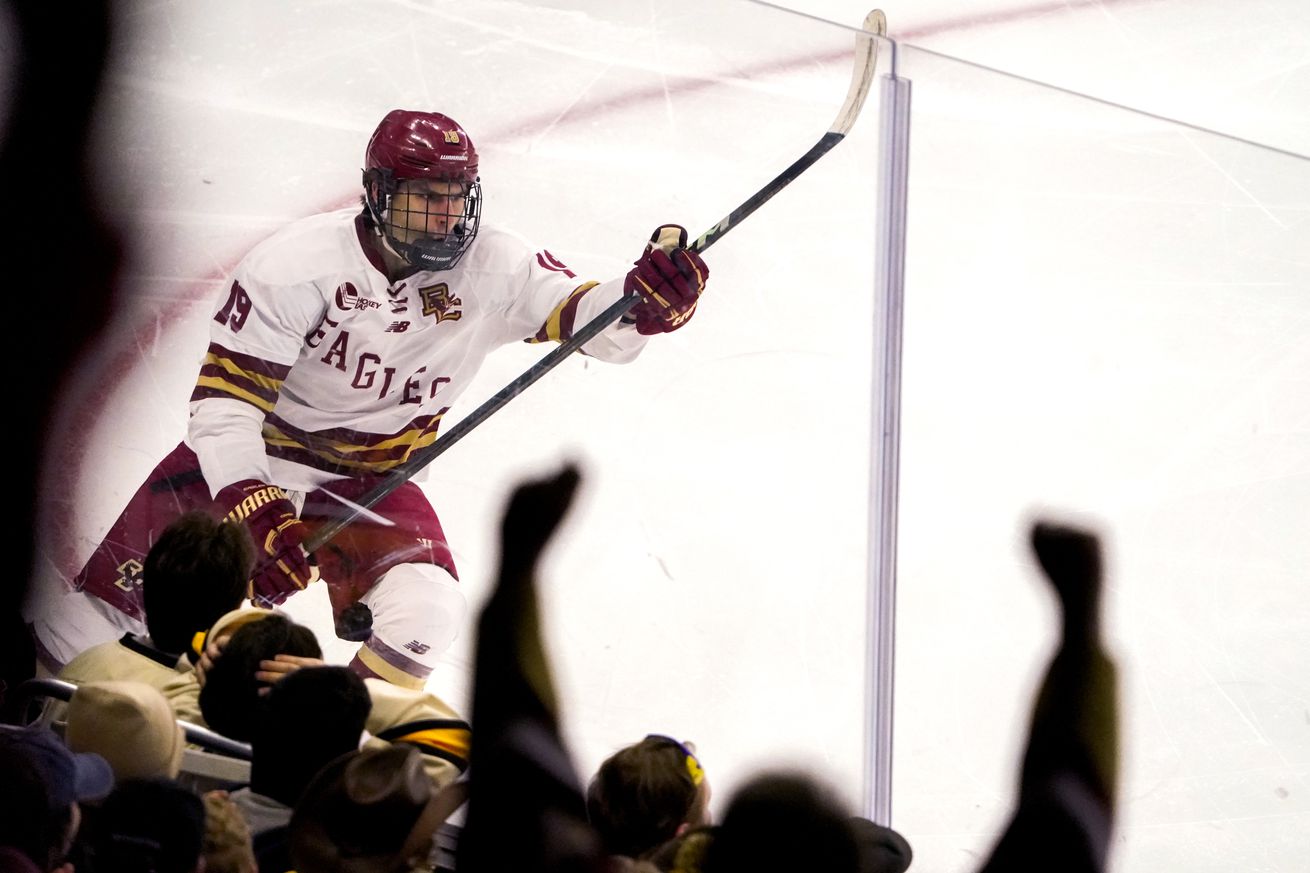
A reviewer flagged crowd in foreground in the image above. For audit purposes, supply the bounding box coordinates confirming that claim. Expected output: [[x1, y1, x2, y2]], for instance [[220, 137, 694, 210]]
[[1, 465, 1116, 873]]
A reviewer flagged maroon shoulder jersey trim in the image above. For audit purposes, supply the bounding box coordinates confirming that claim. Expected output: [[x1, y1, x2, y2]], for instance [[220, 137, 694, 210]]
[[355, 212, 391, 278]]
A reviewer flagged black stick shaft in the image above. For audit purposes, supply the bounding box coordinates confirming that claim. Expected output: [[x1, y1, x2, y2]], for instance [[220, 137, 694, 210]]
[[304, 131, 845, 553]]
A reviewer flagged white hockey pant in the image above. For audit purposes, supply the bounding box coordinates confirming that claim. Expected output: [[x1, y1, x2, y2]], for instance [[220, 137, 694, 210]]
[[352, 562, 467, 689]]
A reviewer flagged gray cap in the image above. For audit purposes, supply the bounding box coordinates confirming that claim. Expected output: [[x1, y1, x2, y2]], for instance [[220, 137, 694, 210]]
[[0, 725, 115, 811]]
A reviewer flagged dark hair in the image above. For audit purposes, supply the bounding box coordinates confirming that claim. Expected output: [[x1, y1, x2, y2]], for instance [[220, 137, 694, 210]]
[[144, 511, 254, 655], [199, 615, 321, 742], [91, 778, 206, 873], [586, 736, 706, 858], [703, 772, 859, 873], [251, 666, 372, 806]]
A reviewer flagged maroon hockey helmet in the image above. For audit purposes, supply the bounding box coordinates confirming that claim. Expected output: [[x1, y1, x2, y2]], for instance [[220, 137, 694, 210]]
[[363, 109, 482, 271]]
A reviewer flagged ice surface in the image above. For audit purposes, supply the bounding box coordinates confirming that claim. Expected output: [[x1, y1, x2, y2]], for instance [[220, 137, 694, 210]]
[[22, 2, 1310, 871]]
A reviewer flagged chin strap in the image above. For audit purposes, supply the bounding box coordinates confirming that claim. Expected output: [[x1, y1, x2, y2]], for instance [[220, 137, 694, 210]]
[[377, 226, 407, 263]]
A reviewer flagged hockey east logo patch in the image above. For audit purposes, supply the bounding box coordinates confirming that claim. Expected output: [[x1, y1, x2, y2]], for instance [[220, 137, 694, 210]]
[[334, 282, 380, 313], [419, 282, 462, 324]]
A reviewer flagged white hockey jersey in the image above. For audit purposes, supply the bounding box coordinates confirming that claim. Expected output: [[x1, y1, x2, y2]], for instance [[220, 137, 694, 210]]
[[187, 208, 646, 495]]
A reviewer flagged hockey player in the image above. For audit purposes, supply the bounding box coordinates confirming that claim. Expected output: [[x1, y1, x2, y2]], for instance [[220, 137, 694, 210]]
[[42, 109, 708, 690]]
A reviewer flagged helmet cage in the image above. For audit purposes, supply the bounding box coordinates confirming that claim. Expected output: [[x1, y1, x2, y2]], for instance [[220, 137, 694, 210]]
[[364, 166, 482, 272]]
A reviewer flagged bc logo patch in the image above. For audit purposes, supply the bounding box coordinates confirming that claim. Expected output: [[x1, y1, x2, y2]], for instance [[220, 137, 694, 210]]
[[419, 283, 463, 324], [113, 558, 145, 593]]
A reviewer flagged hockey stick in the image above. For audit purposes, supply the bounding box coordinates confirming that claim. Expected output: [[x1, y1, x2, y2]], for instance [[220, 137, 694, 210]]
[[304, 10, 886, 556]]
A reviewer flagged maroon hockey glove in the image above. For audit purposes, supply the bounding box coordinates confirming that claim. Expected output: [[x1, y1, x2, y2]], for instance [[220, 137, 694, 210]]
[[217, 479, 317, 607], [623, 225, 708, 335]]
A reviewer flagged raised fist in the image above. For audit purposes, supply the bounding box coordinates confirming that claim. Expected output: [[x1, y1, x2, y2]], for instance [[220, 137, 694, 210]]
[[1030, 519, 1104, 644], [1030, 521, 1102, 592], [217, 479, 318, 606], [623, 225, 708, 335], [499, 463, 582, 579]]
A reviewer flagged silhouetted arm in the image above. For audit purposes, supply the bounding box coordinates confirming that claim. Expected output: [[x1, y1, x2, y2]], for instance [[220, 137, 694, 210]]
[[978, 522, 1119, 873]]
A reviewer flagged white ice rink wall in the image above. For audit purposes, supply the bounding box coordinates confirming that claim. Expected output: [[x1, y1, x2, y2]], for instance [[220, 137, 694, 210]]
[[27, 2, 1310, 872], [893, 43, 1310, 872]]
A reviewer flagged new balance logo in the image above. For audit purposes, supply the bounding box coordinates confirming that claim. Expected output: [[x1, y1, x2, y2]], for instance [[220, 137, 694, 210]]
[[386, 321, 411, 332], [404, 640, 431, 655]]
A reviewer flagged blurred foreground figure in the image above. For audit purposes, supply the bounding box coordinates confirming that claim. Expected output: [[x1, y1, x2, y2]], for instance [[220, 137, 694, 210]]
[[457, 463, 608, 872], [456, 464, 1115, 873], [701, 772, 912, 873], [977, 521, 1119, 873], [36, 109, 709, 690], [3, 1, 122, 720], [456, 464, 914, 872]]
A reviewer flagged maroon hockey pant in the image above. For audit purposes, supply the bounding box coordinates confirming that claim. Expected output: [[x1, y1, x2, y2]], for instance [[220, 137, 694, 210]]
[[72, 440, 458, 636]]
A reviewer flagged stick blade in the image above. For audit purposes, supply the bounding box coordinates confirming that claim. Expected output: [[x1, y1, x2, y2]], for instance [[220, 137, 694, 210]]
[[830, 8, 887, 136]]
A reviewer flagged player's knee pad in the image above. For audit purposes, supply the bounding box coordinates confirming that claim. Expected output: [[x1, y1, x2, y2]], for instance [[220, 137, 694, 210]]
[[358, 562, 467, 675]]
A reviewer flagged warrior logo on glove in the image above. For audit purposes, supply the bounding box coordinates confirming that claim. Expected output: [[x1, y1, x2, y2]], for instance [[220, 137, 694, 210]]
[[218, 479, 319, 607], [623, 225, 709, 335]]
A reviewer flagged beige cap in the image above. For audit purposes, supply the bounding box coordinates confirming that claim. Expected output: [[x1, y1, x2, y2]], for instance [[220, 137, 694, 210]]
[[193, 606, 278, 656], [65, 680, 186, 781]]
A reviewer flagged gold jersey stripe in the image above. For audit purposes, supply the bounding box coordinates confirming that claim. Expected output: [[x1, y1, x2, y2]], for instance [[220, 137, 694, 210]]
[[262, 429, 440, 471], [263, 414, 444, 456], [540, 281, 599, 342], [262, 448, 404, 473], [194, 376, 276, 413], [203, 351, 285, 394]]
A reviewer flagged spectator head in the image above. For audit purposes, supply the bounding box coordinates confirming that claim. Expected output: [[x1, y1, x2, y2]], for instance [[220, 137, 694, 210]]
[[203, 605, 275, 650], [703, 772, 863, 873], [0, 743, 57, 869], [250, 665, 372, 806], [0, 726, 114, 868], [66, 680, 186, 781], [144, 510, 255, 657], [645, 825, 716, 873], [586, 734, 712, 859], [202, 790, 257, 873], [289, 745, 451, 873], [654, 814, 912, 873], [848, 817, 913, 873], [93, 778, 206, 873], [199, 612, 322, 742]]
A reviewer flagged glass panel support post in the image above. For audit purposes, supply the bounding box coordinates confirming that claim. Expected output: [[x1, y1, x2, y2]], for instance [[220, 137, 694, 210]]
[[863, 68, 911, 827]]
